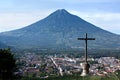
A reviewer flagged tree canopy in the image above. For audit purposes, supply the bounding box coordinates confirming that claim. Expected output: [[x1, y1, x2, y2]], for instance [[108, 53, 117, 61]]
[[0, 48, 17, 80]]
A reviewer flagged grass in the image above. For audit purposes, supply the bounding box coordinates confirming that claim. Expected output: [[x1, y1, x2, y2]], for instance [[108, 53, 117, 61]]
[[21, 74, 120, 80]]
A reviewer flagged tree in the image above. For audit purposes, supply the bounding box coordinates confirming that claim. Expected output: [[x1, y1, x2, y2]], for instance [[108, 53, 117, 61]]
[[0, 48, 17, 80]]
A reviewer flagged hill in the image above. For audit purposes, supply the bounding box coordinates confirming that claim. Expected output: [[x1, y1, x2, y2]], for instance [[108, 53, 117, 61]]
[[0, 41, 8, 49], [0, 9, 120, 50]]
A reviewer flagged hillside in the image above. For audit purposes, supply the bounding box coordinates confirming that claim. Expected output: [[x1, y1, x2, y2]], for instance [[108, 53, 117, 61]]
[[0, 9, 120, 50], [21, 74, 120, 80]]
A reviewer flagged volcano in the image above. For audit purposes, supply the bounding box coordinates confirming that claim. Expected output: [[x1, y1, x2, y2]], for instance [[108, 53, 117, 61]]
[[0, 9, 120, 50]]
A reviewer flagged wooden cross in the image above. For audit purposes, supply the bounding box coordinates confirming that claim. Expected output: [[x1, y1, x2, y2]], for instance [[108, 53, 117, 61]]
[[78, 33, 95, 63]]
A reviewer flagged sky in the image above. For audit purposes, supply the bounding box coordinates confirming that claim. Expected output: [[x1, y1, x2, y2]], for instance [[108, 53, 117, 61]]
[[0, 0, 120, 34]]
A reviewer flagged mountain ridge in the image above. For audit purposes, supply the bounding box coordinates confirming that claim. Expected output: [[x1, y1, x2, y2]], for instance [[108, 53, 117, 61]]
[[0, 9, 120, 50]]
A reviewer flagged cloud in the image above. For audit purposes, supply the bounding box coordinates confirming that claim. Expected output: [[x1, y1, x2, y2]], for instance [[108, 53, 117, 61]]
[[0, 9, 120, 34], [0, 11, 49, 32], [74, 0, 120, 3], [70, 10, 120, 34], [52, 0, 120, 3]]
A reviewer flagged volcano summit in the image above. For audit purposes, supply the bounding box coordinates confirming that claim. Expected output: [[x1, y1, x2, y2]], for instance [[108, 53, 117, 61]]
[[0, 9, 120, 50]]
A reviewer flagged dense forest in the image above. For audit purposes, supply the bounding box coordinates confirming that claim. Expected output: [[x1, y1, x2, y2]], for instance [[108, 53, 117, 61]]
[[14, 48, 120, 58]]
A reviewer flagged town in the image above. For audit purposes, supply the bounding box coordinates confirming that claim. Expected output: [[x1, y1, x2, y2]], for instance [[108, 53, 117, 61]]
[[16, 52, 120, 78]]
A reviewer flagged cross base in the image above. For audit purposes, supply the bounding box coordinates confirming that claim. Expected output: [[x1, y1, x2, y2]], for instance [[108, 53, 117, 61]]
[[80, 63, 90, 76]]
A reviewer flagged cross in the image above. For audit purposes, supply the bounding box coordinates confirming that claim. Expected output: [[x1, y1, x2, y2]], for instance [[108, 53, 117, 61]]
[[78, 33, 95, 63]]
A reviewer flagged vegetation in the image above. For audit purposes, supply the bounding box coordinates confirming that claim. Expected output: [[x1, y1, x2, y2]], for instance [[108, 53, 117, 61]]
[[20, 74, 120, 80], [14, 48, 120, 58], [0, 48, 17, 80]]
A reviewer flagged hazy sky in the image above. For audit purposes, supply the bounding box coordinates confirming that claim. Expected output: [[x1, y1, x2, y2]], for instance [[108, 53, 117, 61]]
[[0, 0, 120, 34]]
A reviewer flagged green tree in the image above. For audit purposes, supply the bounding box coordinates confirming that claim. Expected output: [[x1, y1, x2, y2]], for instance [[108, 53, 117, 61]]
[[0, 49, 17, 80]]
